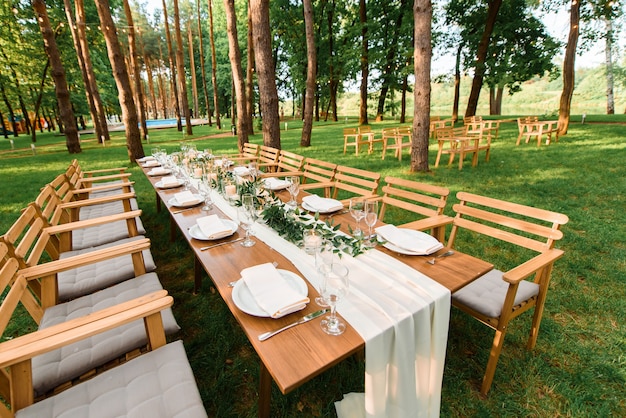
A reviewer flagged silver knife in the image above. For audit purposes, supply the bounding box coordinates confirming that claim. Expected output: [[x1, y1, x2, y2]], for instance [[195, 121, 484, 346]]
[[258, 309, 329, 341], [200, 237, 244, 251]]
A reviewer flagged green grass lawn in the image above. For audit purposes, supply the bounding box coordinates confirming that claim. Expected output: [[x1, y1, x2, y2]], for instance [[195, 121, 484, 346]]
[[1, 116, 624, 417]]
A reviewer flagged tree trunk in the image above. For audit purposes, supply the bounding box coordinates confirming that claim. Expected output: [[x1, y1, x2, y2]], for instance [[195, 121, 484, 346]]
[[123, 0, 148, 141], [31, 62, 50, 143], [452, 44, 461, 123], [140, 32, 158, 119], [327, 0, 338, 122], [173, 0, 192, 136], [496, 85, 503, 115], [410, 0, 431, 173], [558, 0, 581, 136], [32, 0, 81, 153], [224, 0, 249, 151], [187, 23, 199, 119], [250, 0, 281, 149], [400, 74, 407, 123], [197, 0, 212, 124], [301, 0, 316, 147], [358, 0, 369, 125], [489, 87, 496, 115], [245, 0, 255, 135], [157, 41, 169, 118], [464, 0, 502, 118], [94, 0, 143, 160], [0, 82, 19, 137], [208, 0, 222, 129], [162, 0, 183, 131], [604, 17, 614, 115]]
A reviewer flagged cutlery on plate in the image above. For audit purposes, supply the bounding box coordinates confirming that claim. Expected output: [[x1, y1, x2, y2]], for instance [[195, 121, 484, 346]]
[[258, 309, 329, 341], [171, 206, 197, 214], [426, 250, 455, 265], [200, 237, 244, 251]]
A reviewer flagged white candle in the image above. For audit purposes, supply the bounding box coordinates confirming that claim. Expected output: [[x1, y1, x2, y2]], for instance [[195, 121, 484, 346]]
[[194, 167, 203, 178], [225, 184, 237, 196], [303, 231, 322, 255]]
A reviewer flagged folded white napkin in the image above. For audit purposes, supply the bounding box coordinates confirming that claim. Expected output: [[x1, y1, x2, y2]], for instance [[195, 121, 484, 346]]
[[149, 167, 169, 175], [233, 166, 250, 176], [375, 224, 443, 255], [302, 195, 344, 212], [174, 190, 199, 205], [160, 175, 179, 187], [139, 156, 155, 162], [196, 215, 232, 239], [264, 177, 289, 190], [142, 160, 160, 167], [241, 263, 309, 318]]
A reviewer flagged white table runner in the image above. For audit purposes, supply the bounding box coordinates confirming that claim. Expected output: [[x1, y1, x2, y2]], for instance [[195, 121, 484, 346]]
[[207, 188, 450, 418]]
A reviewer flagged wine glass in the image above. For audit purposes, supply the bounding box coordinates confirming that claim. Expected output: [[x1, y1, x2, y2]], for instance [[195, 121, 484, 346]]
[[349, 198, 365, 238], [314, 240, 334, 307], [319, 263, 349, 335], [199, 180, 213, 211], [364, 200, 379, 247], [238, 194, 256, 247], [286, 176, 300, 208]]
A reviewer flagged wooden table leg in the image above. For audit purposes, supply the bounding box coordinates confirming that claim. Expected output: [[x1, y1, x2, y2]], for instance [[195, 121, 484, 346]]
[[258, 361, 272, 418], [156, 191, 161, 213], [194, 256, 202, 294], [169, 215, 176, 242]]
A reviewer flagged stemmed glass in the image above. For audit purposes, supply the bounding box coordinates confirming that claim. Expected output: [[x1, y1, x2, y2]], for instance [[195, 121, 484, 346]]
[[349, 198, 365, 238], [238, 193, 256, 247], [364, 200, 379, 247], [286, 176, 300, 208], [319, 263, 349, 335], [199, 180, 213, 211], [314, 240, 334, 307]]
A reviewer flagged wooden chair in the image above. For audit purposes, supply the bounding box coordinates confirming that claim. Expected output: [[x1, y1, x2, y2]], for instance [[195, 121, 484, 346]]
[[516, 117, 559, 146], [466, 121, 495, 163], [377, 176, 452, 242], [68, 160, 133, 196], [257, 145, 280, 171], [429, 118, 453, 140], [359, 125, 383, 153], [343, 128, 368, 155], [381, 127, 412, 161], [447, 192, 568, 395], [434, 126, 479, 170], [330, 165, 381, 204], [0, 252, 202, 418], [299, 158, 337, 198], [260, 150, 305, 178], [229, 142, 260, 164]]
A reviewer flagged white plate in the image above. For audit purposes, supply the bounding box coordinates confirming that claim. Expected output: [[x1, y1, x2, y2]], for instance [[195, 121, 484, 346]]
[[189, 220, 238, 241], [148, 168, 172, 176], [167, 195, 203, 208], [264, 179, 290, 191], [302, 200, 343, 214], [232, 270, 308, 317], [155, 179, 183, 189], [378, 229, 443, 256], [142, 161, 160, 168]]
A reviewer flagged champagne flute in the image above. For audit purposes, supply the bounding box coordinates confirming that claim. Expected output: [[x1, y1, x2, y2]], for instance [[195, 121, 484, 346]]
[[349, 198, 365, 237], [200, 180, 213, 211], [364, 200, 379, 247], [314, 240, 334, 307], [319, 263, 349, 335], [239, 194, 256, 247], [286, 176, 300, 208]]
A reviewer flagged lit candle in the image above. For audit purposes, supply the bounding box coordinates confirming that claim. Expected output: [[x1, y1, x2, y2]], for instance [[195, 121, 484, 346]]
[[194, 167, 203, 178], [225, 184, 237, 196], [303, 230, 322, 255]]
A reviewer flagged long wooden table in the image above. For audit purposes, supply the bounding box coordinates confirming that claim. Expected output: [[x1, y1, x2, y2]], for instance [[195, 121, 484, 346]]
[[139, 164, 493, 417]]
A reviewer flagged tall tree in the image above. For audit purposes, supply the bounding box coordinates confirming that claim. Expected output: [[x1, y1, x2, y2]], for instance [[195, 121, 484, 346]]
[[173, 0, 192, 135], [197, 0, 212, 124], [250, 0, 281, 148], [123, 0, 148, 140], [410, 0, 431, 173], [187, 22, 199, 118], [464, 0, 503, 118], [32, 0, 81, 153], [93, 0, 143, 160], [301, 0, 316, 147], [358, 0, 369, 125], [558, 0, 581, 136], [208, 0, 221, 129], [162, 0, 182, 130], [223, 0, 248, 151], [604, 17, 614, 114], [245, 0, 255, 135]]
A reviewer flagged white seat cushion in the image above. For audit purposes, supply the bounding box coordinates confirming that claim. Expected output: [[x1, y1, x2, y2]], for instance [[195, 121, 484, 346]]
[[18, 341, 207, 418], [71, 216, 146, 250], [32, 273, 180, 396], [78, 198, 140, 221], [452, 269, 539, 318], [58, 236, 157, 302]]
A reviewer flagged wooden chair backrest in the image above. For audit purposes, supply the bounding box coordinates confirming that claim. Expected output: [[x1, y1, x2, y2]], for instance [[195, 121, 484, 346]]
[[464, 115, 483, 124], [381, 127, 398, 139], [332, 165, 381, 200], [275, 150, 305, 173], [343, 128, 358, 137], [301, 158, 337, 184], [242, 142, 259, 158], [359, 125, 373, 134], [379, 177, 449, 222], [258, 145, 280, 165], [1, 204, 56, 269], [448, 192, 569, 254]]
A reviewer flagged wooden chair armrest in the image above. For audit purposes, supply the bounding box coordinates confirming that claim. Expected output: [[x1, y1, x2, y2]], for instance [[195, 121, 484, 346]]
[[0, 290, 171, 368], [60, 192, 136, 210], [261, 171, 304, 178], [75, 173, 132, 187], [502, 249, 565, 284], [399, 215, 454, 231], [18, 237, 151, 280], [71, 182, 135, 197], [81, 167, 128, 175], [44, 210, 142, 235]]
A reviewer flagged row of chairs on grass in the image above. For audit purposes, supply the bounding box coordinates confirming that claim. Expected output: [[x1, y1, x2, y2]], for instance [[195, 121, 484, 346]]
[[229, 147, 569, 395], [0, 161, 207, 417]]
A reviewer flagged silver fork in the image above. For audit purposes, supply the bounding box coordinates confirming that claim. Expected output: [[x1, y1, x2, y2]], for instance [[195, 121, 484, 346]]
[[426, 250, 454, 265]]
